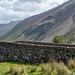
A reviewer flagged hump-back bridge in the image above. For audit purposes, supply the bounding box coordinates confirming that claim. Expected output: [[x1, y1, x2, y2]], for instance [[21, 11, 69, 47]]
[[0, 41, 75, 63]]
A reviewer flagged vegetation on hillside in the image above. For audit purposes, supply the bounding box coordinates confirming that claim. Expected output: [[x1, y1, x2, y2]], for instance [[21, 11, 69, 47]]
[[52, 35, 65, 44], [64, 29, 75, 44]]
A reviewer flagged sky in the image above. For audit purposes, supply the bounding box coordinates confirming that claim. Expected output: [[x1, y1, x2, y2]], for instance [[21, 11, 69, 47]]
[[0, 0, 69, 24]]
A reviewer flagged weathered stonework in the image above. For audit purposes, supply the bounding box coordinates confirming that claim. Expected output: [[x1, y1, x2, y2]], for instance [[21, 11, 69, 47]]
[[0, 41, 75, 63]]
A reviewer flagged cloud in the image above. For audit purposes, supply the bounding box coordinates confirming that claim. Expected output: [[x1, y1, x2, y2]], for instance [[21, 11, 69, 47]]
[[0, 0, 69, 23], [18, 0, 41, 3]]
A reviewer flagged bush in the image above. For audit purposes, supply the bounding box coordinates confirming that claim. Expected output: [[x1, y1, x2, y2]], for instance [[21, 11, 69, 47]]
[[8, 66, 16, 74], [13, 71, 19, 75], [6, 66, 27, 75], [41, 60, 57, 75], [68, 59, 75, 70], [56, 62, 70, 75], [30, 67, 36, 73], [41, 60, 71, 75], [52, 35, 65, 44], [20, 67, 25, 74]]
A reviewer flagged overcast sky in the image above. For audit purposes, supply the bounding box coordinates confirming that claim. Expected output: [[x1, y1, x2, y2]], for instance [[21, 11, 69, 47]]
[[0, 0, 69, 23]]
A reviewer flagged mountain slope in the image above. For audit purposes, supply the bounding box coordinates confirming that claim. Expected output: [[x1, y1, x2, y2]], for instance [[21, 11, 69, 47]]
[[64, 29, 75, 43], [0, 20, 21, 37], [0, 0, 75, 42], [0, 24, 7, 27], [63, 13, 75, 43]]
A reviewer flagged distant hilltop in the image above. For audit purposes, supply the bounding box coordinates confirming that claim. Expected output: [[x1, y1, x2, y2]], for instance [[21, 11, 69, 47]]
[[0, 0, 75, 44]]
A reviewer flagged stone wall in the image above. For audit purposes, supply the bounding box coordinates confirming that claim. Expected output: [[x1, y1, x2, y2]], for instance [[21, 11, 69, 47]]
[[0, 41, 75, 63]]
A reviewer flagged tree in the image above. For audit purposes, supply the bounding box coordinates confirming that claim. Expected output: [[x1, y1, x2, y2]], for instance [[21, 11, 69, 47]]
[[52, 35, 65, 44]]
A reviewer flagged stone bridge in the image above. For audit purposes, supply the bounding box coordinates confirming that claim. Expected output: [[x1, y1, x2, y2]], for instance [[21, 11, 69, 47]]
[[0, 41, 75, 64]]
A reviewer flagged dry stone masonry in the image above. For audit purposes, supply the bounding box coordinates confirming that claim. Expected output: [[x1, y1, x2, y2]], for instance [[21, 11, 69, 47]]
[[0, 41, 75, 64]]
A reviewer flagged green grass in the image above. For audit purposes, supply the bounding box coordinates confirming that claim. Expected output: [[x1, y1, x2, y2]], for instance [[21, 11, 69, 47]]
[[0, 61, 43, 75], [0, 60, 75, 75]]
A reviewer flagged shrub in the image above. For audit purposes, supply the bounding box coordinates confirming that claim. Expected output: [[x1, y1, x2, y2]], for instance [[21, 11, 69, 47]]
[[13, 70, 19, 75], [68, 59, 75, 70], [9, 66, 16, 74], [41, 60, 71, 75], [56, 62, 70, 75], [6, 66, 27, 75], [52, 35, 65, 44], [30, 67, 36, 73], [20, 67, 25, 74], [41, 60, 57, 75]]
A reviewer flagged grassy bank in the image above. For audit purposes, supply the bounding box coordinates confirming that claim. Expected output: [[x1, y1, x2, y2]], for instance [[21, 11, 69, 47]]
[[0, 61, 43, 75], [0, 60, 75, 75]]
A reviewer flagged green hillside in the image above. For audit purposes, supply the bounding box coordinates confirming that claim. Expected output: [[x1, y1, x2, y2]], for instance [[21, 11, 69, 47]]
[[64, 29, 75, 44]]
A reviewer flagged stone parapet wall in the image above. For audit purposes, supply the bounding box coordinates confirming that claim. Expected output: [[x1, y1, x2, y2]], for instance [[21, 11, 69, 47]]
[[0, 41, 75, 63], [15, 41, 75, 47]]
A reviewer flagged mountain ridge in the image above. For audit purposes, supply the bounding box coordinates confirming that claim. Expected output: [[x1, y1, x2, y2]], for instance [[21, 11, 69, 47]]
[[0, 20, 21, 37], [0, 0, 75, 43]]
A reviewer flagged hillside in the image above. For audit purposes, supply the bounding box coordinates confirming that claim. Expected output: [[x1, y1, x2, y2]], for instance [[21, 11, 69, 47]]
[[64, 13, 75, 44], [0, 24, 7, 27], [0, 20, 20, 37], [64, 28, 75, 44], [0, 0, 75, 43]]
